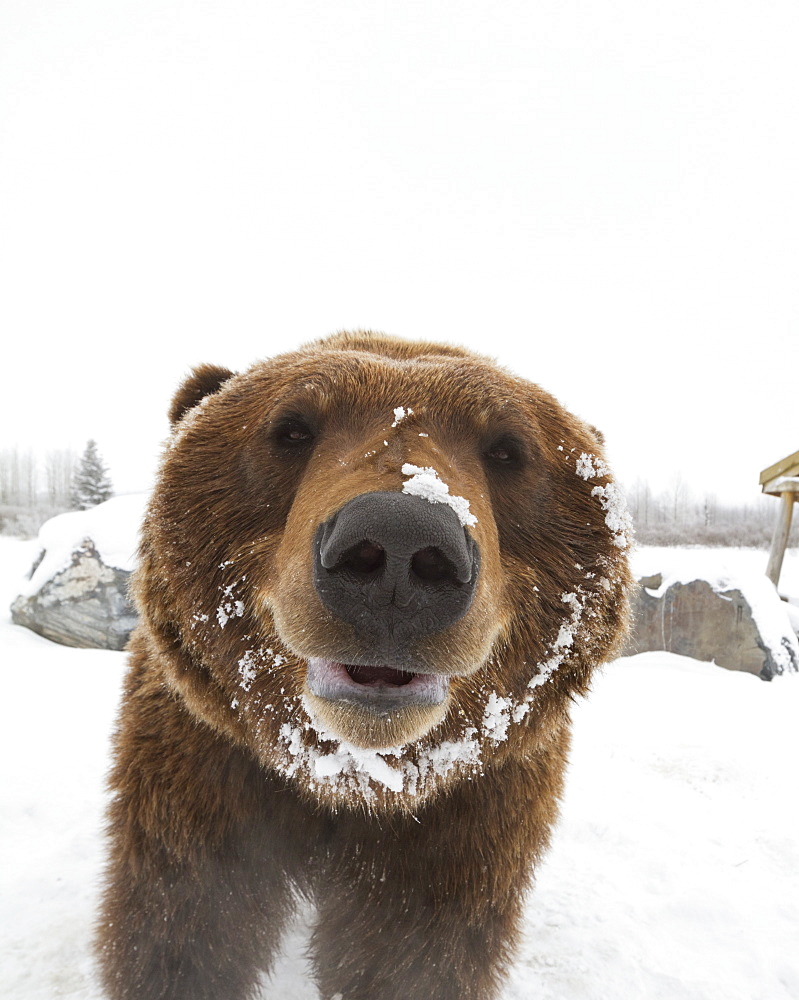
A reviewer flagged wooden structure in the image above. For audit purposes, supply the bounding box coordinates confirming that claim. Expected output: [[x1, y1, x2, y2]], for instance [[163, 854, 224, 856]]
[[760, 450, 799, 587]]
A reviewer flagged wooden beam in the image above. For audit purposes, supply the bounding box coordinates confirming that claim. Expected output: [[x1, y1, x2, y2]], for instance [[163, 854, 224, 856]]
[[761, 475, 799, 497], [766, 491, 796, 587], [760, 450, 799, 487]]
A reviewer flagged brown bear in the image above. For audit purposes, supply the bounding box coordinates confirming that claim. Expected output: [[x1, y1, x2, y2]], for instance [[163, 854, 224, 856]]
[[96, 331, 631, 1000]]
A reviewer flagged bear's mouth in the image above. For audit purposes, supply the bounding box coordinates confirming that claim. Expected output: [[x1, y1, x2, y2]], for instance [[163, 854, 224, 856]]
[[305, 657, 449, 712]]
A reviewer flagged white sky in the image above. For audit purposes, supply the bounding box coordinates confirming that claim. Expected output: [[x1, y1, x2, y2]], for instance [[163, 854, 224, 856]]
[[1, 0, 797, 505]]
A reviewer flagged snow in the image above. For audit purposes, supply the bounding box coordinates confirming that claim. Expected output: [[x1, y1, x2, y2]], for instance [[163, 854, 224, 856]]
[[238, 650, 259, 691], [216, 580, 246, 629], [571, 451, 633, 550], [309, 736, 406, 795], [401, 463, 478, 527], [2, 535, 799, 999], [632, 544, 799, 599], [482, 691, 513, 742], [19, 494, 149, 598], [390, 406, 413, 427], [575, 452, 610, 480], [277, 701, 485, 803], [631, 546, 799, 673]]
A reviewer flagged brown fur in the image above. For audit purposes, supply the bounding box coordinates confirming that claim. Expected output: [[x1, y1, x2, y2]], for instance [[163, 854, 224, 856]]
[[96, 331, 632, 999]]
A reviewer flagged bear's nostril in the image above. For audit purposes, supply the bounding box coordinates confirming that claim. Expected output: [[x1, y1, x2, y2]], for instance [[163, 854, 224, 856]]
[[411, 546, 458, 584], [338, 540, 385, 576]]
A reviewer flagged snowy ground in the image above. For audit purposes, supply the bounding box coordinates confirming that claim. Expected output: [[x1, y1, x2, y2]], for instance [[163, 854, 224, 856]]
[[2, 536, 798, 1000]]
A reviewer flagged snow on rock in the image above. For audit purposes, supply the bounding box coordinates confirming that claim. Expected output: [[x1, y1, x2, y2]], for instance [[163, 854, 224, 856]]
[[400, 463, 477, 527], [11, 540, 138, 651], [627, 547, 799, 679], [19, 494, 148, 598], [9, 495, 147, 650]]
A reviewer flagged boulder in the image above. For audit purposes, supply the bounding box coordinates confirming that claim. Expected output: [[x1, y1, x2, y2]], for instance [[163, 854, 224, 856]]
[[624, 573, 799, 680], [11, 538, 137, 650], [10, 494, 147, 651]]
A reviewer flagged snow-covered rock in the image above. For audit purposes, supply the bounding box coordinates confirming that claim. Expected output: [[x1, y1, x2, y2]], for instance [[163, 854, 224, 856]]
[[625, 554, 799, 680], [10, 495, 146, 650]]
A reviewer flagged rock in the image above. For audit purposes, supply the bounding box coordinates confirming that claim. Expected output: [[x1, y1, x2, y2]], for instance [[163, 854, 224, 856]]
[[11, 537, 137, 650], [9, 494, 147, 651], [624, 576, 799, 680]]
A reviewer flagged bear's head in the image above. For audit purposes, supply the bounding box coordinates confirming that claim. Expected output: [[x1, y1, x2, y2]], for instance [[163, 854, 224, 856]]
[[135, 332, 631, 809]]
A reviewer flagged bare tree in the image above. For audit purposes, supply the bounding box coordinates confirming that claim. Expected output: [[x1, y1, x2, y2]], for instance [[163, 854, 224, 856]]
[[668, 472, 690, 524], [703, 493, 717, 528], [0, 448, 37, 506], [623, 480, 798, 548], [44, 449, 78, 507]]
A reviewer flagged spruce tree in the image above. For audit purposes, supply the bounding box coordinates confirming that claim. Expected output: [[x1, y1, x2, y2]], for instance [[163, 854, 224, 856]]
[[71, 440, 113, 510]]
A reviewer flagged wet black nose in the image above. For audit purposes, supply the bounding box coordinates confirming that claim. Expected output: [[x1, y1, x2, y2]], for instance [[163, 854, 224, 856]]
[[313, 491, 480, 655]]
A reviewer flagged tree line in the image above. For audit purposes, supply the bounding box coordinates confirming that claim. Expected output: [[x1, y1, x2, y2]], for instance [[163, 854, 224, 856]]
[[625, 476, 798, 548], [0, 448, 795, 549], [0, 441, 113, 535]]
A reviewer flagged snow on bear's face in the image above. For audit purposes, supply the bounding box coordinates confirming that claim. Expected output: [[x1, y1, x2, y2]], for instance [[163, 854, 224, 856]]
[[139, 332, 631, 809]]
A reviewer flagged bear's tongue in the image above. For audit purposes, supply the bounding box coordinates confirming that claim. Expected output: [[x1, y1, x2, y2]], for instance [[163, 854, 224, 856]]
[[344, 664, 414, 686]]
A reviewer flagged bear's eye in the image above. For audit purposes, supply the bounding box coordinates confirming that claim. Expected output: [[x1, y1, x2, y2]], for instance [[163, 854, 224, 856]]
[[274, 417, 315, 448], [484, 435, 524, 468]]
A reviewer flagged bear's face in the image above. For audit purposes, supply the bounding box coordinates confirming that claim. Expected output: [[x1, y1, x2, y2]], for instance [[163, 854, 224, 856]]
[[254, 359, 521, 749], [138, 333, 631, 809]]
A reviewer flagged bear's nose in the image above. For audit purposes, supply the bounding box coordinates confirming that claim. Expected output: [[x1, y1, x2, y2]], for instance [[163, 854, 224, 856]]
[[313, 491, 480, 650]]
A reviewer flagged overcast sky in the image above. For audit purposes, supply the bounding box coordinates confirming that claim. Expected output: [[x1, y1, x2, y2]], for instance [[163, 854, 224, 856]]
[[1, 0, 797, 506]]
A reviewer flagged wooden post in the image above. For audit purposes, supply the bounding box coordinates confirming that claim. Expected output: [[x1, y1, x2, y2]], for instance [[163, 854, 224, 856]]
[[760, 457, 799, 591], [766, 491, 795, 588]]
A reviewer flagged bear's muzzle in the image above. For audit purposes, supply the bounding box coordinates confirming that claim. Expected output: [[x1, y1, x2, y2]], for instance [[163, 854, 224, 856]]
[[312, 491, 481, 666]]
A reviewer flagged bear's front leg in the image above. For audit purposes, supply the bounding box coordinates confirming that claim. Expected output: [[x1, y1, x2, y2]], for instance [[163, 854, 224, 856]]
[[310, 758, 558, 1000], [96, 663, 317, 1000]]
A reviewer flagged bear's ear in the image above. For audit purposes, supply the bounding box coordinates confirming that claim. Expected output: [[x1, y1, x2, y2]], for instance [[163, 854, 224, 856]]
[[169, 364, 236, 426]]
